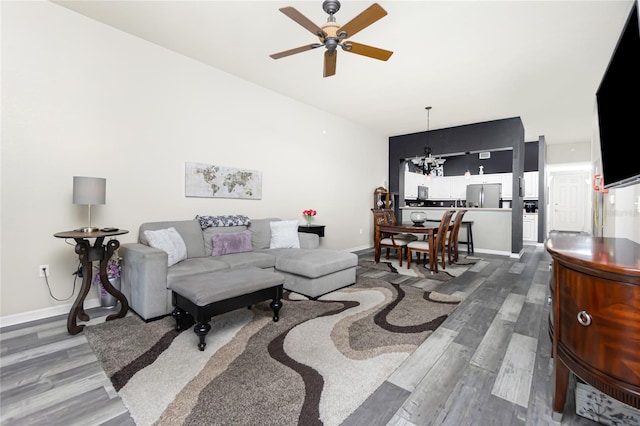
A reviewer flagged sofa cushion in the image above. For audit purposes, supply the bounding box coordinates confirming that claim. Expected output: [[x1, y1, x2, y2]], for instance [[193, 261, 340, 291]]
[[215, 251, 276, 269], [139, 220, 206, 259], [269, 220, 300, 249], [273, 248, 357, 278], [211, 230, 252, 256], [143, 227, 188, 267], [166, 257, 230, 289], [249, 218, 281, 249]]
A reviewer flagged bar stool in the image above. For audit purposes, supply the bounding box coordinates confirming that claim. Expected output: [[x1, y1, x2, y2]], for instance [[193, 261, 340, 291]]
[[444, 209, 467, 264]]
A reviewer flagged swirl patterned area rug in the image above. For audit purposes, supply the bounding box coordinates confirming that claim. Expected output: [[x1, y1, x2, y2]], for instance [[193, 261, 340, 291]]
[[84, 267, 463, 426]]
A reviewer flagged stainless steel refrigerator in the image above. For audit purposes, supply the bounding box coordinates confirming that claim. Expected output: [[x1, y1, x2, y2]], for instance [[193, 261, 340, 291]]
[[466, 183, 501, 208]]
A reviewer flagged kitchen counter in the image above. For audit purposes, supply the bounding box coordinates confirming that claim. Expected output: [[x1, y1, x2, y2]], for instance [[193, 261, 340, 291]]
[[402, 207, 512, 256]]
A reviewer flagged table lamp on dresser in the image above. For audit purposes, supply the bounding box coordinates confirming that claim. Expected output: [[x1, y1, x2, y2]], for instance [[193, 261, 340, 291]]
[[72, 176, 106, 232]]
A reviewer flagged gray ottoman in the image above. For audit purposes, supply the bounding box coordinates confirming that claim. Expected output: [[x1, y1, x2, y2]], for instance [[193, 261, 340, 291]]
[[169, 267, 284, 350], [273, 248, 358, 299]]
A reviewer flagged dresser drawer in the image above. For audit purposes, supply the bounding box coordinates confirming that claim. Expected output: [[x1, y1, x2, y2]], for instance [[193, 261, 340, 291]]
[[557, 265, 640, 384]]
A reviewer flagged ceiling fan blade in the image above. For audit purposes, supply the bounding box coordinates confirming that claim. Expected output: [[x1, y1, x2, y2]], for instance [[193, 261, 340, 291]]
[[324, 50, 337, 77], [279, 7, 327, 38], [337, 3, 387, 39], [342, 41, 393, 61], [270, 43, 323, 60]]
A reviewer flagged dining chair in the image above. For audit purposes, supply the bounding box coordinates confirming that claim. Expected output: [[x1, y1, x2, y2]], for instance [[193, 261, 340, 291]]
[[445, 209, 468, 265], [406, 209, 455, 272], [371, 209, 417, 267]]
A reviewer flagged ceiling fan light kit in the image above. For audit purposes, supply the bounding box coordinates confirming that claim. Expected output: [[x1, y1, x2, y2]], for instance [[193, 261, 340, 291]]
[[270, 1, 393, 77]]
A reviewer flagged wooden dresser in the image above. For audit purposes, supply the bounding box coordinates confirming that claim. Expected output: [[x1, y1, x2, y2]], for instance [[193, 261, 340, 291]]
[[546, 234, 640, 420]]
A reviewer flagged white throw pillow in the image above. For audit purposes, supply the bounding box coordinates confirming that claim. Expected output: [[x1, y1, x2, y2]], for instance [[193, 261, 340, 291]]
[[144, 227, 188, 267], [269, 220, 300, 249]]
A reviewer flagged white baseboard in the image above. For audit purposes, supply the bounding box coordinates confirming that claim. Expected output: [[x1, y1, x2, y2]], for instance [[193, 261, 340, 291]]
[[471, 248, 515, 258], [346, 244, 372, 253], [0, 297, 101, 328]]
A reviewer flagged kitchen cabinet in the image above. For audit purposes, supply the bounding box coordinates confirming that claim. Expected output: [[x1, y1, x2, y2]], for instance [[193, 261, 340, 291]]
[[405, 172, 518, 201], [449, 176, 467, 199], [404, 171, 422, 198], [426, 176, 467, 200], [523, 214, 538, 242], [500, 173, 513, 199], [524, 171, 539, 199], [468, 173, 500, 185], [426, 176, 452, 199]]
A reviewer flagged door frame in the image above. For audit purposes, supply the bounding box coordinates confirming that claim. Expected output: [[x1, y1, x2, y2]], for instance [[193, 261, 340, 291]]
[[546, 162, 592, 235]]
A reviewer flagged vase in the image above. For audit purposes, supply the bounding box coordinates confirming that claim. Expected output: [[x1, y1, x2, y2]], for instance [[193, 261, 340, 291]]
[[305, 217, 312, 226], [410, 211, 427, 225], [99, 276, 121, 309]]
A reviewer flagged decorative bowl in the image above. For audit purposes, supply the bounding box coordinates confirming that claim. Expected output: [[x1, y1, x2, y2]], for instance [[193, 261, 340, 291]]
[[410, 211, 427, 225]]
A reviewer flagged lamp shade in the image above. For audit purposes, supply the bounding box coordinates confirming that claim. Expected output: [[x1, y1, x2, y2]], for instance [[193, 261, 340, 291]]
[[73, 176, 106, 205]]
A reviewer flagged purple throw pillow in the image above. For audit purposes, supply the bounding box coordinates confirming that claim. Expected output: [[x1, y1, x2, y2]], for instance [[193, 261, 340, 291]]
[[211, 230, 252, 256]]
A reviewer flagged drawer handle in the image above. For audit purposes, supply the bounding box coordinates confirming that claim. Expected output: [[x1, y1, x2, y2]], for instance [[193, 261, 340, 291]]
[[577, 311, 592, 327]]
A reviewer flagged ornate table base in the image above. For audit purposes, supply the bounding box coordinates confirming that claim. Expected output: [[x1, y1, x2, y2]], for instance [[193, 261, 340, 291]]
[[54, 229, 129, 334]]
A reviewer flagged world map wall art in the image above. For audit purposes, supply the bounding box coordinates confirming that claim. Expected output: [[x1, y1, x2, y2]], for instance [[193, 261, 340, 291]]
[[185, 162, 262, 199]]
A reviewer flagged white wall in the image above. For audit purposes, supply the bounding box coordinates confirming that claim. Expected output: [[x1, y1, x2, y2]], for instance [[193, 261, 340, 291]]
[[0, 2, 388, 322], [602, 185, 640, 243], [546, 141, 591, 164]]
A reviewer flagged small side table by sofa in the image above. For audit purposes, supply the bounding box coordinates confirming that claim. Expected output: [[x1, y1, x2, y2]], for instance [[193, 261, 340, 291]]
[[53, 228, 129, 335], [298, 224, 325, 238]]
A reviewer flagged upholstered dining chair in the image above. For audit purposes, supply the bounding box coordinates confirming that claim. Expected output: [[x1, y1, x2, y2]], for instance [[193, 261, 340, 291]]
[[445, 209, 468, 265], [371, 209, 417, 267], [406, 209, 455, 272]]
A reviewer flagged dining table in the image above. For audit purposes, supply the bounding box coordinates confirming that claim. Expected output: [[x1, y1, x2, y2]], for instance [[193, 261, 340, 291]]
[[375, 222, 449, 273]]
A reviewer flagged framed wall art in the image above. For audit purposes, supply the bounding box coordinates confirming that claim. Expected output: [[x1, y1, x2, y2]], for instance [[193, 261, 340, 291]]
[[185, 162, 262, 199]]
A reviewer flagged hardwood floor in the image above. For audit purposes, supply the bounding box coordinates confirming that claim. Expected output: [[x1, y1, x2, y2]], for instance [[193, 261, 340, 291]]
[[1, 245, 600, 425]]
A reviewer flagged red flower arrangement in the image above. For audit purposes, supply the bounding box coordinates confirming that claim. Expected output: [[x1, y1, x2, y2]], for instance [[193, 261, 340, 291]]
[[302, 209, 317, 225]]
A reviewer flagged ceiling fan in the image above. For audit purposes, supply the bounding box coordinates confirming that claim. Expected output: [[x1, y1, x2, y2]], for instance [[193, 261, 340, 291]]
[[269, 0, 393, 77]]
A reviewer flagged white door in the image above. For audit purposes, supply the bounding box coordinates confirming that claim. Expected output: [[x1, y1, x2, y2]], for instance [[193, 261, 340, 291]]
[[548, 169, 591, 233]]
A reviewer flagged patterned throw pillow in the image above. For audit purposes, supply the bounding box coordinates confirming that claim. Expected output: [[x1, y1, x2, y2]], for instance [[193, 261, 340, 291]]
[[143, 227, 188, 267], [195, 215, 251, 229], [211, 231, 252, 256]]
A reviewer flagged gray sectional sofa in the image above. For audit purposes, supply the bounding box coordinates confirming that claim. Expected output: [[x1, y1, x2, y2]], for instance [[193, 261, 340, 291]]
[[120, 217, 358, 321]]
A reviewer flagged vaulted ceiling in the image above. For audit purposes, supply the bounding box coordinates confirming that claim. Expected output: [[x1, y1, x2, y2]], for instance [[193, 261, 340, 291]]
[[53, 0, 634, 145]]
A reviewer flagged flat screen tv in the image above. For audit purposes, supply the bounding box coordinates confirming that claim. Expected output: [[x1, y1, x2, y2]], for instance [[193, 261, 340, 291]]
[[596, 1, 640, 189]]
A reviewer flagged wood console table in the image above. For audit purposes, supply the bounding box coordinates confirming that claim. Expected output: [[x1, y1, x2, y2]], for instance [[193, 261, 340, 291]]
[[298, 224, 325, 238], [546, 234, 640, 420], [54, 229, 129, 335]]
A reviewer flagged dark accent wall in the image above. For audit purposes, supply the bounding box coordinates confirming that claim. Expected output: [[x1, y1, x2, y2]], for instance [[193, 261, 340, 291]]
[[412, 141, 538, 176], [389, 117, 526, 255]]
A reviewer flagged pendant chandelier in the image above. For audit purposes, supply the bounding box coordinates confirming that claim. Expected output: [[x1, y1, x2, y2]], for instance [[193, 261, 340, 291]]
[[412, 106, 445, 176]]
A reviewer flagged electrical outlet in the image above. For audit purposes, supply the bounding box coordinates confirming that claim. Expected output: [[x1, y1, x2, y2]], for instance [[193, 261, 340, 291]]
[[39, 264, 50, 278]]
